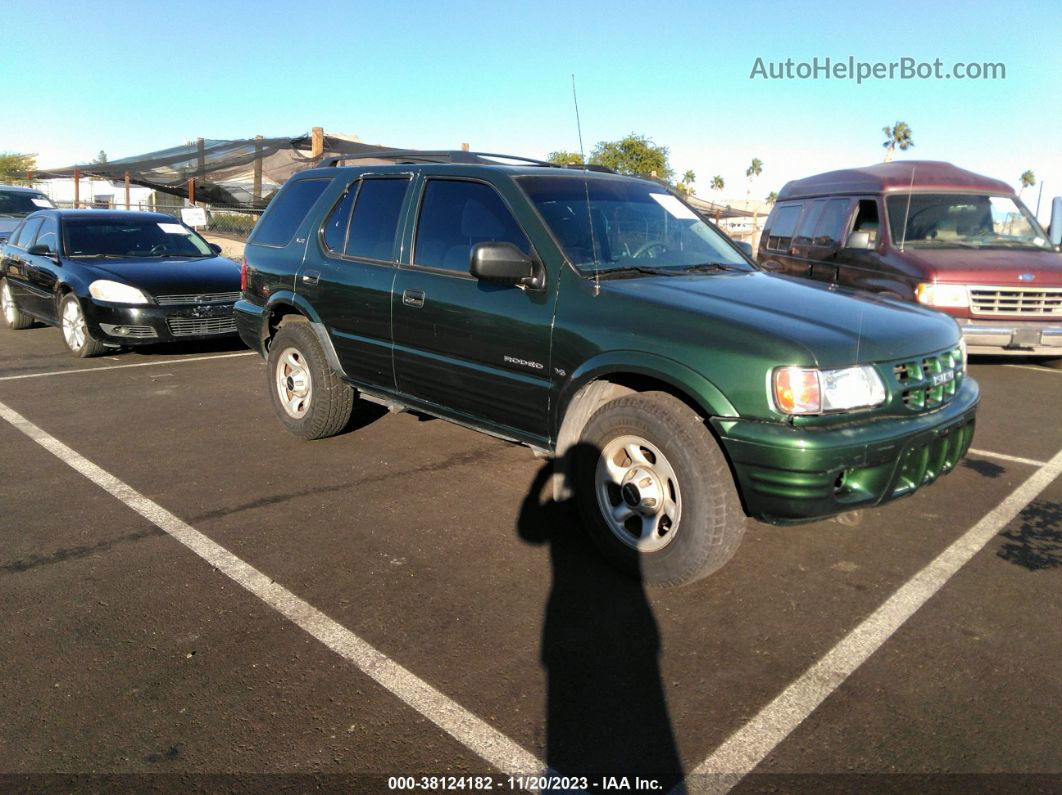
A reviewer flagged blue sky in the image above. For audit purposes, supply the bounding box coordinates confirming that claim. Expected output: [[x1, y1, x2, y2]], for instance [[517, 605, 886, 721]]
[[3, 0, 1060, 218]]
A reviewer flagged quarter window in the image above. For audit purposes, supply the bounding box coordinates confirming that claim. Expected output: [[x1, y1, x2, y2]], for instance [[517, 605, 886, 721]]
[[322, 185, 357, 253], [345, 179, 409, 261], [414, 180, 529, 272], [251, 179, 329, 247]]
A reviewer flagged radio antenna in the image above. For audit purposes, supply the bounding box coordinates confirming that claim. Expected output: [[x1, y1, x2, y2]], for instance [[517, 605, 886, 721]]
[[898, 165, 916, 252], [572, 74, 600, 295]]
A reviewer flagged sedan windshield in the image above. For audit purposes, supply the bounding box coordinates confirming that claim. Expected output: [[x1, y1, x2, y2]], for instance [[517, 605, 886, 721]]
[[518, 175, 752, 275], [886, 193, 1051, 250], [63, 218, 212, 258], [0, 190, 55, 218]]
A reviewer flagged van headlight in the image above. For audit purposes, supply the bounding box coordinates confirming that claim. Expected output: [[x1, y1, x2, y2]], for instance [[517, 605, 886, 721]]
[[772, 365, 886, 415], [88, 280, 150, 305], [916, 283, 969, 308]]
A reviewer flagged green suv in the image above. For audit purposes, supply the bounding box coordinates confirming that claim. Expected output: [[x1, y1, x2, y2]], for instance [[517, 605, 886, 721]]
[[235, 151, 978, 586]]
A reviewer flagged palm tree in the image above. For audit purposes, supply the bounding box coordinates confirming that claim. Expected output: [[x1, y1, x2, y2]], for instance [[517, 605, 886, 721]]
[[1018, 170, 1036, 196], [882, 122, 914, 162], [710, 175, 724, 192], [745, 158, 763, 197], [765, 191, 778, 204], [682, 169, 696, 195]]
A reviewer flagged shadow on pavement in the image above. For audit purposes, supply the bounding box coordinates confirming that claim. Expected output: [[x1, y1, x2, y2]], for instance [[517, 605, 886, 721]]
[[517, 447, 684, 790], [997, 499, 1062, 571]]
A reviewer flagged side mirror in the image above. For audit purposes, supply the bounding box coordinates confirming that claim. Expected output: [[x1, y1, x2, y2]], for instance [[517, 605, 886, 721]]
[[469, 242, 535, 286], [845, 230, 873, 250], [735, 241, 753, 257], [209, 243, 223, 255], [1050, 196, 1062, 247], [27, 243, 56, 257]]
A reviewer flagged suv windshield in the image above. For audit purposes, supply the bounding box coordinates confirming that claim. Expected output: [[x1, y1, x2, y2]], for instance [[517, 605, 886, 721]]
[[886, 193, 1051, 250], [0, 190, 54, 218], [518, 175, 752, 275], [64, 218, 213, 258]]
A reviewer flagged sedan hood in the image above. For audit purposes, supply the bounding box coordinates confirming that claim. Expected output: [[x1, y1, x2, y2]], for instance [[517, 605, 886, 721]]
[[900, 246, 1062, 285], [82, 255, 241, 297], [601, 271, 960, 367]]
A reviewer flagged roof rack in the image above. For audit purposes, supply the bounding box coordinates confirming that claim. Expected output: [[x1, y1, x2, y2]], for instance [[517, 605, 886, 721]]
[[322, 149, 616, 173]]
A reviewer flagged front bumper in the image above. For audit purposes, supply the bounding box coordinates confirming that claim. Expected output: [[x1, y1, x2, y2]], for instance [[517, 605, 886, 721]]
[[82, 300, 238, 345], [713, 377, 979, 523], [956, 317, 1062, 356]]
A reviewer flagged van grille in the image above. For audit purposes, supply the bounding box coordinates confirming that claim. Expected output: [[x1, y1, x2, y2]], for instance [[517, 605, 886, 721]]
[[166, 316, 237, 336], [890, 347, 964, 412], [969, 286, 1062, 316], [156, 291, 240, 306]]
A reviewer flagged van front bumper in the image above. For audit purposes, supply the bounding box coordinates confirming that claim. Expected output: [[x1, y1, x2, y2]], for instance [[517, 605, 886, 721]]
[[712, 377, 979, 523], [957, 318, 1062, 356]]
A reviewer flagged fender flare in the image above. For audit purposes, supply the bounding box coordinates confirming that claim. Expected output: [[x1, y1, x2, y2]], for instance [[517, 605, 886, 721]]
[[263, 292, 347, 377]]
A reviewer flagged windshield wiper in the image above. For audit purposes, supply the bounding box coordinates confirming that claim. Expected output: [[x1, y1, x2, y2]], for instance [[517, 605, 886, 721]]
[[597, 265, 687, 278], [677, 262, 746, 273]]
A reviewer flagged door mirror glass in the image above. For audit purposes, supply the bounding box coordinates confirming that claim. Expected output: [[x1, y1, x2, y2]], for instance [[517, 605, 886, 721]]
[[845, 230, 872, 249], [27, 243, 51, 256], [469, 242, 534, 284], [208, 243, 223, 255]]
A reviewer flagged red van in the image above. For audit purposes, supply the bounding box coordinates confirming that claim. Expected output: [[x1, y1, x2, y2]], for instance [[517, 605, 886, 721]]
[[758, 161, 1062, 355]]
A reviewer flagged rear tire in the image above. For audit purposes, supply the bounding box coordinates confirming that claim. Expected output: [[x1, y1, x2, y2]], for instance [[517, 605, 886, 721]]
[[267, 320, 354, 440], [573, 391, 746, 587], [59, 294, 106, 357], [1, 279, 34, 330]]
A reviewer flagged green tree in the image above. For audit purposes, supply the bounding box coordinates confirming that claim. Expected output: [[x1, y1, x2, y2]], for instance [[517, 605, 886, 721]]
[[745, 158, 763, 197], [589, 133, 673, 182], [1018, 169, 1036, 196], [92, 150, 108, 165], [547, 150, 584, 166], [765, 190, 778, 204], [710, 175, 725, 192], [0, 152, 37, 184], [882, 121, 914, 162]]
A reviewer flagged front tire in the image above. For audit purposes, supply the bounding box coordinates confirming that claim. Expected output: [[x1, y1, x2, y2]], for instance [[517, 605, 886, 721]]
[[267, 320, 354, 440], [1, 279, 34, 330], [59, 294, 106, 357], [574, 391, 746, 587]]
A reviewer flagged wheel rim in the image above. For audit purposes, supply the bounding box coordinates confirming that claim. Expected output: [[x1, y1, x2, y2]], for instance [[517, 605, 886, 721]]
[[275, 346, 313, 418], [1, 283, 14, 325], [594, 434, 682, 553], [61, 299, 86, 350]]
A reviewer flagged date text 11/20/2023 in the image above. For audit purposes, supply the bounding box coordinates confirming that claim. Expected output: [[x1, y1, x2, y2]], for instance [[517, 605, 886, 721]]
[[387, 774, 663, 790]]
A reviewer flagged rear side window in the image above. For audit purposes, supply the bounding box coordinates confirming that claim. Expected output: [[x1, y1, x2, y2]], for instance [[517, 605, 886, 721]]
[[251, 179, 329, 247], [345, 179, 409, 261], [766, 204, 801, 252], [414, 180, 529, 272], [812, 198, 852, 247], [793, 200, 825, 245], [14, 218, 43, 248]]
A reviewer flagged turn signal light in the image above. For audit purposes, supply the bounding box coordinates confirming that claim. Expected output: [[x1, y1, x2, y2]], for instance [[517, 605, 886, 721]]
[[240, 256, 249, 291], [773, 367, 821, 414]]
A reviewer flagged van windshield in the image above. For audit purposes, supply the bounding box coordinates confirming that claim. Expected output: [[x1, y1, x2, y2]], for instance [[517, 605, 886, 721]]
[[518, 175, 751, 275], [886, 193, 1051, 250]]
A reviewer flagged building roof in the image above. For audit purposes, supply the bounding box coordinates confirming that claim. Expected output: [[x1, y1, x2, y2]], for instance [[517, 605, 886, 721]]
[[777, 161, 1013, 201]]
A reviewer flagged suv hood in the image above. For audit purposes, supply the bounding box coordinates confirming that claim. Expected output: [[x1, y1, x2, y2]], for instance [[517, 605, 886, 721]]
[[80, 255, 241, 296], [900, 247, 1062, 285], [601, 271, 959, 367]]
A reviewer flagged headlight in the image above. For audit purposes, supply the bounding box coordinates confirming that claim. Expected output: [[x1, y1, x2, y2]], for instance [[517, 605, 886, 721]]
[[772, 365, 886, 415], [916, 282, 969, 308], [88, 280, 150, 305]]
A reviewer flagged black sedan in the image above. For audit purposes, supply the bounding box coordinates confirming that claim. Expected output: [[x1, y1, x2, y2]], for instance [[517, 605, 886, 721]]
[[0, 210, 242, 357]]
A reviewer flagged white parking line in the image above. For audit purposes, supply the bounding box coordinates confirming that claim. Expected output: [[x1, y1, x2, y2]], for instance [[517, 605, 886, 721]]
[[0, 351, 256, 382], [682, 446, 1062, 794], [967, 448, 1049, 468], [0, 398, 545, 777], [1002, 364, 1062, 375]]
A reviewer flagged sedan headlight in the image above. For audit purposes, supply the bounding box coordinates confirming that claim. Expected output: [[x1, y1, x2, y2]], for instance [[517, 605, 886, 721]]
[[916, 282, 969, 308], [772, 365, 886, 415], [88, 280, 150, 305]]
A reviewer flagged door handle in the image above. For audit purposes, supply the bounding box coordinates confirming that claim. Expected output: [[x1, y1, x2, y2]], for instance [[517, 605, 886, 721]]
[[402, 289, 425, 308], [301, 270, 320, 286]]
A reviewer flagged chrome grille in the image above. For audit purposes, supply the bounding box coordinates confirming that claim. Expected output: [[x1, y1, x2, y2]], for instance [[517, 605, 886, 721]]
[[969, 286, 1062, 316], [166, 316, 237, 337], [156, 291, 240, 306], [890, 347, 964, 412]]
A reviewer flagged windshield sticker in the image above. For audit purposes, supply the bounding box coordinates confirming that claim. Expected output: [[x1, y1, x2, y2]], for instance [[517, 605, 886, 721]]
[[31, 198, 53, 208], [650, 193, 698, 220], [157, 223, 188, 234]]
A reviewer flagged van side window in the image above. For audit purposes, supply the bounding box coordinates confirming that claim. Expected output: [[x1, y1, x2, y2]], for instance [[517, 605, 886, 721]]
[[765, 204, 801, 252], [812, 198, 851, 248], [793, 200, 825, 245], [851, 199, 879, 244]]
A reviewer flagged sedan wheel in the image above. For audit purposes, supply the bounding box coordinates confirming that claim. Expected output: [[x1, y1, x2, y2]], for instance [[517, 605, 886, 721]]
[[1, 279, 34, 330], [59, 295, 105, 357]]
